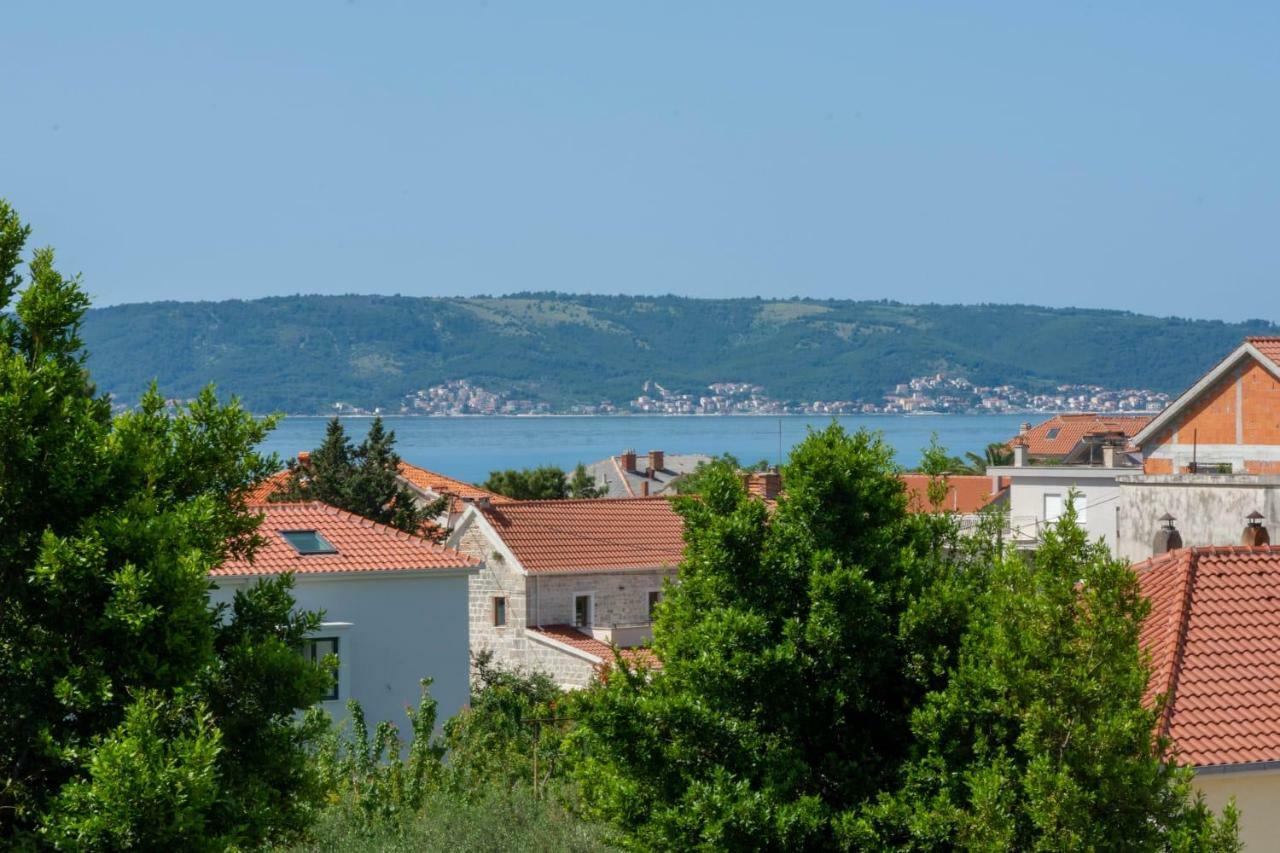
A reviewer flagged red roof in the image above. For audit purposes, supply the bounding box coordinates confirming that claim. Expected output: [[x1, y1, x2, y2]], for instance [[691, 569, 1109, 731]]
[[900, 474, 1005, 514], [1011, 413, 1152, 457], [479, 497, 686, 574], [215, 502, 477, 576], [246, 470, 291, 505], [1137, 545, 1280, 767], [1248, 336, 1280, 370], [397, 461, 510, 510], [527, 624, 660, 669]]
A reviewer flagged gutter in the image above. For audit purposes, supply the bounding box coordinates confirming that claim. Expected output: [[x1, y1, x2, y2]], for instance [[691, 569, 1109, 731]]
[[1195, 760, 1280, 777]]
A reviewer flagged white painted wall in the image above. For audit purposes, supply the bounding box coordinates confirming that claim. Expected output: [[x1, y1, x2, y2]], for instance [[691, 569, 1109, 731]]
[[989, 467, 1125, 555], [209, 571, 474, 736], [1116, 474, 1280, 562], [1197, 766, 1280, 851]]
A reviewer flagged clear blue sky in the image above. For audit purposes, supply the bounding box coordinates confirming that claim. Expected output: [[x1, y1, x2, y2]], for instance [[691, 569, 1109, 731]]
[[4, 2, 1278, 320]]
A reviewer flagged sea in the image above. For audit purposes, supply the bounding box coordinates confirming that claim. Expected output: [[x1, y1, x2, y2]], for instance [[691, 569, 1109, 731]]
[[259, 414, 1032, 484]]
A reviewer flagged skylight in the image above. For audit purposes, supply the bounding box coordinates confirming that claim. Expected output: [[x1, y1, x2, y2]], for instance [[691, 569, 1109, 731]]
[[281, 529, 338, 555], [1045, 427, 1061, 440]]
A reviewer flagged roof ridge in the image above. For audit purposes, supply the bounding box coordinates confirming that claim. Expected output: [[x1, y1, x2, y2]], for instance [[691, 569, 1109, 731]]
[[1157, 549, 1199, 741]]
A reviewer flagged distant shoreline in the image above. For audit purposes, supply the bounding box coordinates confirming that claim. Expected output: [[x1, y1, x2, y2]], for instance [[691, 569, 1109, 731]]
[[264, 410, 1165, 420]]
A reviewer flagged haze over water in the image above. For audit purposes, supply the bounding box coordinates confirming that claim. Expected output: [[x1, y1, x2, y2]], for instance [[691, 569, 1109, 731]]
[[260, 414, 1033, 484]]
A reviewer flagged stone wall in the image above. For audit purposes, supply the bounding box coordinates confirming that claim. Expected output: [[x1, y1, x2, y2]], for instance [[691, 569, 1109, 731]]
[[1116, 474, 1280, 562], [529, 570, 674, 628]]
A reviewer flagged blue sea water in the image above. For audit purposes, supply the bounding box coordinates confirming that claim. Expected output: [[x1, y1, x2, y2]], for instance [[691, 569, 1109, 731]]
[[259, 414, 1031, 484]]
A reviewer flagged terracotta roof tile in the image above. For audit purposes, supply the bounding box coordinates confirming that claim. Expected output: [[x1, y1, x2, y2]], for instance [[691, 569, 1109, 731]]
[[1011, 413, 1152, 458], [1247, 336, 1280, 370], [480, 497, 686, 574], [216, 502, 477, 576], [396, 461, 511, 510], [246, 470, 291, 505], [1136, 545, 1280, 767], [528, 624, 660, 669], [899, 474, 1005, 514]]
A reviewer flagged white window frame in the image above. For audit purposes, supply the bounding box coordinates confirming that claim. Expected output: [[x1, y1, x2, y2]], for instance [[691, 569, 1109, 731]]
[[1044, 493, 1065, 524], [572, 592, 594, 629]]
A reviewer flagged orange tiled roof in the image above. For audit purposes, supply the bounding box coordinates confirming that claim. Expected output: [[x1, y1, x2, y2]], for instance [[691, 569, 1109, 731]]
[[1012, 413, 1152, 457], [900, 474, 1005, 514], [528, 624, 660, 669], [1248, 336, 1280, 369], [479, 497, 686, 574], [215, 502, 477, 576], [1137, 545, 1280, 768], [246, 470, 292, 505], [396, 461, 511, 512]]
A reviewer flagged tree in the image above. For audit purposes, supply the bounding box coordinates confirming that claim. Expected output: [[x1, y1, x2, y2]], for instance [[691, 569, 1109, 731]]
[[271, 416, 446, 536], [0, 200, 330, 847], [482, 464, 604, 500], [568, 424, 966, 849], [867, 500, 1239, 851], [671, 452, 769, 495], [961, 441, 1014, 474]]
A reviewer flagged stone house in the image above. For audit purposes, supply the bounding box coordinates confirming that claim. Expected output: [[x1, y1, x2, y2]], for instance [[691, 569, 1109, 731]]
[[446, 496, 685, 688], [1117, 337, 1280, 561]]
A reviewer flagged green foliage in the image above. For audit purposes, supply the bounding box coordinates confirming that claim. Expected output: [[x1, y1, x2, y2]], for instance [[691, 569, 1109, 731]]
[[567, 424, 968, 849], [79, 293, 1280, 413], [0, 199, 330, 848], [671, 452, 769, 495], [482, 464, 603, 500], [866, 499, 1241, 851], [271, 416, 446, 536]]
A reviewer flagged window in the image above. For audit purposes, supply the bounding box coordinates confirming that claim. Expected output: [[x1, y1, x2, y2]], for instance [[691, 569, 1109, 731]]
[[493, 596, 507, 627], [1044, 493, 1064, 523], [1045, 427, 1061, 440], [1072, 493, 1087, 524], [647, 590, 663, 620], [281, 529, 338, 555], [573, 594, 593, 628], [303, 637, 340, 701]]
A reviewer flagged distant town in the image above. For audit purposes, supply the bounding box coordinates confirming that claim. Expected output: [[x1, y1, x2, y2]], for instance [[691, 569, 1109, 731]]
[[318, 375, 1173, 417]]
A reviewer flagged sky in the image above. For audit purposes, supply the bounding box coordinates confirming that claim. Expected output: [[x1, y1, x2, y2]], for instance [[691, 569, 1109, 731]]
[[3, 2, 1278, 320]]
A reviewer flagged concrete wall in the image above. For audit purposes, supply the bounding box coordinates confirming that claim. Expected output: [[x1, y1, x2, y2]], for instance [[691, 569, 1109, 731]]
[[1116, 474, 1280, 562], [1197, 767, 1280, 851], [209, 571, 472, 736]]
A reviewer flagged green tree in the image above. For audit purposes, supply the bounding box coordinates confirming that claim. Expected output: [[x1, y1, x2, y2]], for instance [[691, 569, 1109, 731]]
[[671, 452, 769, 495], [482, 464, 603, 500], [272, 416, 446, 536], [0, 200, 330, 847], [868, 500, 1240, 851], [568, 424, 965, 849]]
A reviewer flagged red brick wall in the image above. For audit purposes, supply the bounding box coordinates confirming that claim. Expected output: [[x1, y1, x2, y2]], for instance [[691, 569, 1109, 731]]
[[1241, 361, 1280, 444], [1144, 458, 1174, 474], [1245, 460, 1280, 474], [1170, 374, 1236, 445]]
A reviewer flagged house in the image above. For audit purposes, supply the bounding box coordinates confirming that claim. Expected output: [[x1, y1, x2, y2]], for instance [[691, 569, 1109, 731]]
[[1116, 338, 1280, 561], [446, 496, 686, 688], [583, 449, 713, 498], [209, 501, 479, 730], [1009, 413, 1153, 463], [1136, 542, 1280, 849], [899, 473, 1008, 517], [987, 415, 1146, 554]]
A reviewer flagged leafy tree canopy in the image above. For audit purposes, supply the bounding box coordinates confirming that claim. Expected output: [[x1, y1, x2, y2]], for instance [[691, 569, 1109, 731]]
[[671, 452, 769, 495], [0, 199, 330, 848]]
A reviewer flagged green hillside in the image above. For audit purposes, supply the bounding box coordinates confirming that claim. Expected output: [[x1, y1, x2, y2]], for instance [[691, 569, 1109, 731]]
[[80, 294, 1278, 413]]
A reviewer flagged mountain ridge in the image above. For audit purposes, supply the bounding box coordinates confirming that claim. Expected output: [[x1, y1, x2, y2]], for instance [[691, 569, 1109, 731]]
[[81, 293, 1279, 414]]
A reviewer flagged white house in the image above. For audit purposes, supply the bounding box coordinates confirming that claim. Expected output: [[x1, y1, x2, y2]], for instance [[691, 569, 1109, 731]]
[[446, 496, 685, 688], [210, 501, 479, 731]]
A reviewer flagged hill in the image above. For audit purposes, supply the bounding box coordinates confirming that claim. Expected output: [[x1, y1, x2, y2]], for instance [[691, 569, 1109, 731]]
[[80, 294, 1279, 413]]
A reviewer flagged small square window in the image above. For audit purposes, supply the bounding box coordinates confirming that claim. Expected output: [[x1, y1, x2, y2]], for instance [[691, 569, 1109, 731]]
[[494, 596, 507, 627], [1045, 427, 1061, 440], [573, 594, 592, 628], [647, 590, 663, 620], [281, 529, 338, 555], [304, 637, 339, 701]]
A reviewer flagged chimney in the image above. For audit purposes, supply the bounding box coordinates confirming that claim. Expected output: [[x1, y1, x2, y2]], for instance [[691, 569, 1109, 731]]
[[1012, 437, 1028, 468], [297, 450, 312, 467], [648, 450, 664, 474], [640, 480, 649, 497], [1019, 422, 1032, 436], [1243, 511, 1271, 547], [620, 449, 637, 472], [1152, 513, 1183, 555], [469, 496, 492, 510], [1102, 444, 1117, 468], [747, 470, 783, 500]]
